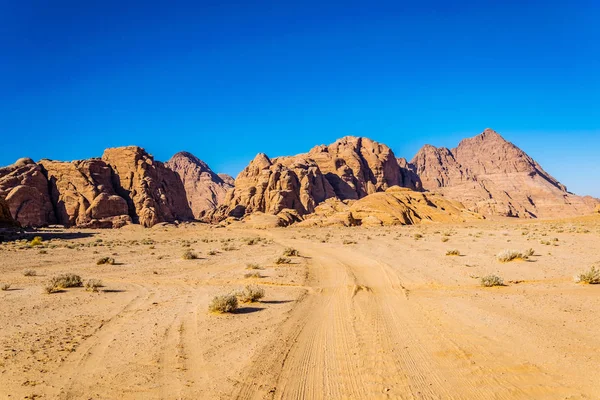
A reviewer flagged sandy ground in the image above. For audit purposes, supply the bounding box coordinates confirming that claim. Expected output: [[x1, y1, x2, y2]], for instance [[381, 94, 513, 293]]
[[1, 216, 599, 400]]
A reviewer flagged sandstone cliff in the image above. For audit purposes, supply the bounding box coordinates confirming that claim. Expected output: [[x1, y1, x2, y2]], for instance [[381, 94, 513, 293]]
[[102, 147, 194, 227], [166, 152, 233, 220], [0, 158, 56, 227], [410, 129, 599, 218], [0, 196, 18, 227]]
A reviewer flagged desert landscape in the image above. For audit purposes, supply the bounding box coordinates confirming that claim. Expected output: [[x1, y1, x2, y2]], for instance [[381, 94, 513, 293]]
[[0, 129, 599, 399]]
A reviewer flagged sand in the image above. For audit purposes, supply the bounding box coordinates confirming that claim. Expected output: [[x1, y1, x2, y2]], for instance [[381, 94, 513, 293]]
[[1, 217, 599, 399]]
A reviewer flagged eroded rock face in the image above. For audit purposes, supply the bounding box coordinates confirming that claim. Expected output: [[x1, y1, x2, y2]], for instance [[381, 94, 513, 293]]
[[0, 158, 56, 227], [39, 159, 130, 228], [301, 136, 403, 200], [208, 153, 336, 221], [410, 129, 599, 218], [165, 152, 233, 220], [0, 196, 18, 227], [102, 147, 194, 227], [218, 173, 235, 186]]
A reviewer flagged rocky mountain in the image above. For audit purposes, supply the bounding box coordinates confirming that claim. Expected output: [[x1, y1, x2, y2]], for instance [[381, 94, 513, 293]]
[[166, 152, 233, 221], [409, 128, 599, 218]]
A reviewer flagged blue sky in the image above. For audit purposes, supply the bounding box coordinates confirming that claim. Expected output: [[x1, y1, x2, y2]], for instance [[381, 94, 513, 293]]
[[1, 1, 599, 196]]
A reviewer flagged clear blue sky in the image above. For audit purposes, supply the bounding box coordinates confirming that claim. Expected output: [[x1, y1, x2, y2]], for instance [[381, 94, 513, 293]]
[[1, 1, 599, 196]]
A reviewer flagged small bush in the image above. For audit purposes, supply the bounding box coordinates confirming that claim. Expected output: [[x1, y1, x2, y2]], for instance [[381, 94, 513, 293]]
[[85, 279, 103, 292], [207, 249, 218, 256], [446, 249, 461, 256], [441, 237, 449, 243], [96, 257, 115, 265], [244, 272, 262, 279], [50, 273, 83, 289], [524, 248, 535, 257], [275, 257, 292, 265], [413, 233, 423, 240], [238, 285, 265, 303], [1, 283, 11, 291], [221, 244, 237, 251], [283, 247, 299, 257], [575, 266, 600, 284], [480, 275, 504, 287], [496, 250, 528, 263], [342, 240, 357, 245], [209, 294, 238, 313], [246, 263, 261, 270], [182, 250, 199, 260], [29, 236, 43, 247], [43, 283, 60, 294], [23, 269, 37, 277]]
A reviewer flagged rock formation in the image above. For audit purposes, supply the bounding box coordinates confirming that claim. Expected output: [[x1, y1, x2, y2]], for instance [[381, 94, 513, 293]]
[[165, 152, 233, 220], [218, 173, 235, 186], [0, 196, 18, 227], [39, 159, 130, 228], [294, 136, 405, 199], [102, 147, 194, 227], [208, 153, 335, 221], [299, 186, 480, 227], [0, 158, 56, 227], [410, 128, 599, 218]]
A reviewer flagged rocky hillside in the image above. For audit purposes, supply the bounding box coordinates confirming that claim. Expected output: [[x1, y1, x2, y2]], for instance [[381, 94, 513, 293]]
[[410, 129, 599, 218], [166, 152, 233, 221], [0, 147, 193, 228], [0, 196, 18, 227]]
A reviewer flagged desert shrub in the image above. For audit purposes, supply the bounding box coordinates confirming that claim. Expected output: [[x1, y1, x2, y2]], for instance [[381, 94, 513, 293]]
[[480, 275, 504, 287], [84, 279, 103, 292], [50, 273, 83, 288], [1, 283, 11, 291], [207, 249, 218, 255], [446, 249, 461, 256], [283, 247, 299, 256], [575, 266, 600, 284], [43, 283, 60, 294], [342, 240, 357, 245], [243, 237, 259, 245], [209, 294, 238, 313], [96, 257, 115, 265], [23, 269, 37, 277], [39, 250, 48, 254], [496, 250, 528, 263], [246, 263, 261, 270], [413, 233, 423, 240], [29, 236, 43, 247], [244, 272, 262, 279], [221, 244, 236, 251], [275, 257, 292, 265], [182, 250, 199, 260], [238, 285, 265, 303], [441, 237, 449, 243], [524, 248, 535, 257]]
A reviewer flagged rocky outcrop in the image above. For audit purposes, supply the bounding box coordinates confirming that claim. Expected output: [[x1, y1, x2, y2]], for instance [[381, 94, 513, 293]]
[[165, 152, 233, 220], [299, 186, 480, 227], [397, 158, 422, 191], [0, 158, 56, 227], [102, 147, 194, 227], [296, 136, 404, 200], [410, 129, 599, 218], [39, 159, 130, 228], [0, 196, 18, 227], [208, 153, 336, 221]]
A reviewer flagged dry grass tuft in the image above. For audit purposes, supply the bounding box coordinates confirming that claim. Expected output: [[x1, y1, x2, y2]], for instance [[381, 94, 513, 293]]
[[209, 294, 238, 313], [29, 236, 43, 247], [1, 283, 11, 291], [283, 247, 299, 256], [49, 273, 83, 289], [480, 275, 504, 287], [85, 279, 103, 292], [496, 250, 528, 263], [238, 285, 265, 303], [446, 249, 461, 256], [96, 257, 116, 265], [23, 269, 37, 277], [275, 257, 292, 265], [182, 250, 199, 260], [574, 266, 600, 284]]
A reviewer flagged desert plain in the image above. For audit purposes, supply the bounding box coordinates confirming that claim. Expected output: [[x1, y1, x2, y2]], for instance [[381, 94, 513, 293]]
[[1, 216, 599, 400]]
